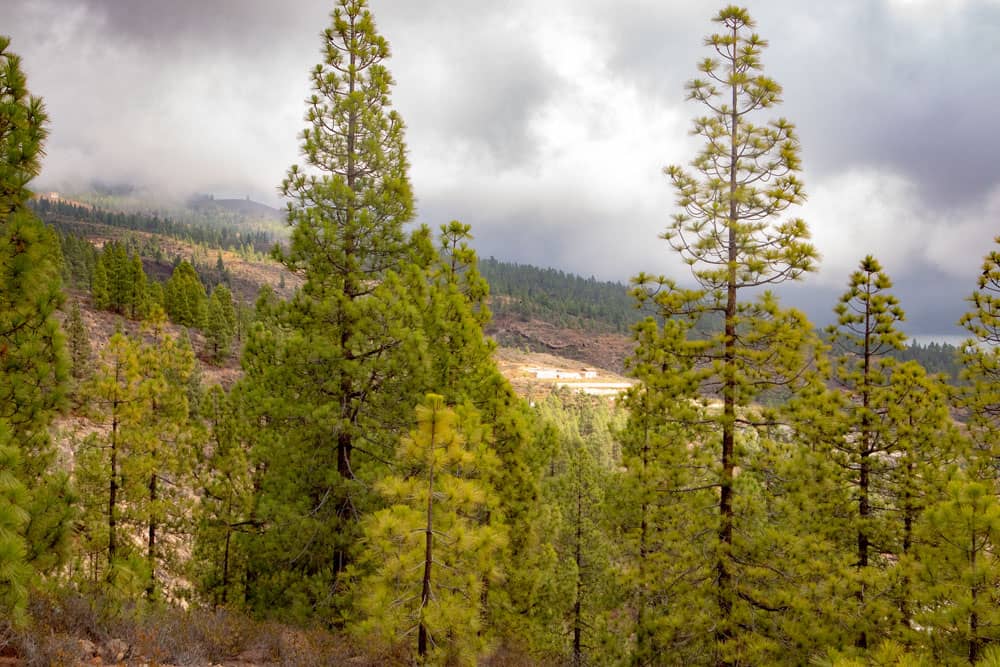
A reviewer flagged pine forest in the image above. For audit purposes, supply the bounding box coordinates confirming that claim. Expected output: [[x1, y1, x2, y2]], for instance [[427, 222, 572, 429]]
[[4, 3, 1000, 665]]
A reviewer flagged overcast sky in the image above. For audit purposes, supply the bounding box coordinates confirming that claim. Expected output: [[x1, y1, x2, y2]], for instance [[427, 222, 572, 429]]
[[7, 0, 1000, 335]]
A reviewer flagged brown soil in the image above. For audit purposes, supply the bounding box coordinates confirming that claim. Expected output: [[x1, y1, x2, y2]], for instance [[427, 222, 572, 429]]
[[486, 314, 634, 374]]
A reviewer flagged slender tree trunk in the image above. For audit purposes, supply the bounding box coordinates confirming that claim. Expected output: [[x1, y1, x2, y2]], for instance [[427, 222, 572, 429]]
[[900, 457, 914, 628], [574, 469, 584, 667], [221, 496, 233, 607], [108, 405, 119, 568], [221, 528, 231, 607], [637, 393, 651, 661], [970, 530, 979, 664], [716, 29, 739, 665], [418, 410, 437, 659], [147, 470, 157, 599], [857, 305, 872, 650]]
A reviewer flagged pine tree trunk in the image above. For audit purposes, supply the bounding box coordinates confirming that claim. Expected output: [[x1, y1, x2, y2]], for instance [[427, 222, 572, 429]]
[[418, 414, 436, 659], [147, 471, 157, 599], [715, 38, 739, 664], [857, 311, 872, 650], [573, 473, 584, 667], [969, 529, 979, 664], [108, 408, 119, 568]]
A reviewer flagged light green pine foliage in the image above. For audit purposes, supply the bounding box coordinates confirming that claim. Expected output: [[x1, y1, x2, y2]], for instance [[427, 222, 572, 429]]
[[631, 7, 818, 660], [130, 315, 197, 599], [913, 479, 1000, 664], [411, 221, 563, 653], [825, 256, 909, 648], [959, 236, 1000, 476], [76, 332, 146, 594], [537, 392, 623, 665], [353, 395, 506, 665], [76, 323, 196, 599], [191, 384, 255, 608], [617, 328, 716, 663]]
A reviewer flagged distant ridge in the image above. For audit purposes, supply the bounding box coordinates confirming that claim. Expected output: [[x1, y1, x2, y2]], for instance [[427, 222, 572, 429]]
[[188, 194, 283, 222]]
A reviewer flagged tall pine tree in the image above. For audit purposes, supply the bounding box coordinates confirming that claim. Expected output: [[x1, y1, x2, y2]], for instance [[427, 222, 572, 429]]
[[0, 35, 73, 623], [631, 7, 817, 662], [239, 0, 426, 616], [353, 395, 505, 664]]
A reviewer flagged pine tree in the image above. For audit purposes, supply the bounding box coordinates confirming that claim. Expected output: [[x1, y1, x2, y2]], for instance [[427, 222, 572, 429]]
[[77, 323, 196, 598], [132, 316, 197, 599], [191, 384, 256, 607], [826, 255, 907, 648], [0, 35, 73, 622], [65, 300, 92, 383], [239, 0, 426, 614], [617, 325, 717, 663], [205, 285, 236, 362], [912, 479, 1000, 663], [0, 422, 31, 626], [537, 394, 622, 665], [164, 260, 208, 328], [958, 236, 1000, 477], [631, 7, 817, 661], [353, 395, 506, 664], [127, 253, 148, 319], [91, 259, 110, 310], [77, 332, 145, 592]]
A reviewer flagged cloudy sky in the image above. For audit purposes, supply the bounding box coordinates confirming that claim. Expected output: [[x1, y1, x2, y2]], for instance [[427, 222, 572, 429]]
[[7, 0, 1000, 335]]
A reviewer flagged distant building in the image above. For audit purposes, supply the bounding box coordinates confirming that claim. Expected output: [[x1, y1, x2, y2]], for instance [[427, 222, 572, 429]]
[[530, 367, 583, 380]]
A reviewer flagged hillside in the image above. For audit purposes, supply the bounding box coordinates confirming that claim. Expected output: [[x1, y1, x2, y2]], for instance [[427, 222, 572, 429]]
[[39, 202, 641, 413], [187, 194, 284, 222], [41, 199, 964, 387]]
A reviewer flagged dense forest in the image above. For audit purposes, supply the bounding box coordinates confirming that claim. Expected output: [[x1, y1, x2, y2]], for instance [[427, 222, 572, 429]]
[[31, 197, 276, 256], [4, 3, 1000, 666], [480, 257, 643, 333]]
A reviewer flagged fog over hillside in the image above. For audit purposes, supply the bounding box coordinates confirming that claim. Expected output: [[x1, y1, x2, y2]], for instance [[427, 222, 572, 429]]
[[8, 0, 1000, 334]]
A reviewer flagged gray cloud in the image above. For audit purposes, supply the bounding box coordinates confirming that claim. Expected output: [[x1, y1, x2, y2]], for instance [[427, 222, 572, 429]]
[[5, 0, 1000, 335]]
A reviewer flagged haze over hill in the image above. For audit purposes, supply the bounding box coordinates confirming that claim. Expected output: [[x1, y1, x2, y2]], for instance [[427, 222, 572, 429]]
[[7, 1, 1000, 337]]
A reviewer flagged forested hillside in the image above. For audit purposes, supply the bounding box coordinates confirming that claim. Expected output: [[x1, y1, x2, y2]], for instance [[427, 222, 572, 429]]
[[4, 4, 1000, 667], [480, 257, 641, 333]]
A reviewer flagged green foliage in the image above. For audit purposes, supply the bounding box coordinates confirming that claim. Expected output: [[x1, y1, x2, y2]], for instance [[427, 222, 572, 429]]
[[90, 241, 150, 318], [164, 260, 208, 328], [0, 35, 73, 623], [479, 257, 639, 333], [76, 325, 197, 599], [58, 231, 98, 288], [238, 0, 426, 618], [65, 300, 92, 383], [191, 385, 256, 608], [205, 285, 236, 362], [0, 422, 31, 627], [628, 6, 820, 661], [959, 236, 1000, 474], [31, 197, 275, 255], [353, 395, 506, 664], [912, 479, 1000, 664], [536, 393, 624, 666], [0, 36, 46, 217]]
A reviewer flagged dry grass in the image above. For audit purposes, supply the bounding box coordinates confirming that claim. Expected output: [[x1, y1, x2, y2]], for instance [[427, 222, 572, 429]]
[[5, 588, 386, 666]]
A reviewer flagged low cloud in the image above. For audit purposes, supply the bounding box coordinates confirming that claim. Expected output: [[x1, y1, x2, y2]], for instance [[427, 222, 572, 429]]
[[5, 1, 999, 333]]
